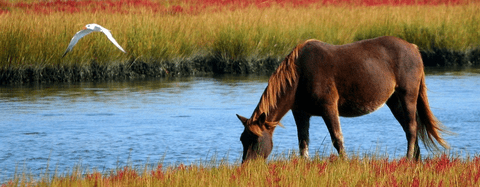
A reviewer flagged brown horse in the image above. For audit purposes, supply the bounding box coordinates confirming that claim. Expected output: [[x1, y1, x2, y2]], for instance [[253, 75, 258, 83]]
[[236, 36, 449, 162]]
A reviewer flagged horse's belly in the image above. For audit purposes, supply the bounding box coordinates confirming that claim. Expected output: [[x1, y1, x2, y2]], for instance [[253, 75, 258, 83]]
[[336, 73, 396, 117], [338, 100, 386, 117]]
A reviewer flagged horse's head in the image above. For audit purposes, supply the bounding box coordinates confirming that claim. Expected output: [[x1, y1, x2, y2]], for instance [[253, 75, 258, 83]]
[[236, 113, 279, 163]]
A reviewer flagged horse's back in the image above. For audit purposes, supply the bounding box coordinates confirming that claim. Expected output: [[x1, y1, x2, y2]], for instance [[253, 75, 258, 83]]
[[301, 36, 421, 68], [295, 36, 423, 117]]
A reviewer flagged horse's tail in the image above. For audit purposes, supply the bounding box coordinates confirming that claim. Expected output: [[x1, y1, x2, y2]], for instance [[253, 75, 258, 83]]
[[416, 72, 450, 151]]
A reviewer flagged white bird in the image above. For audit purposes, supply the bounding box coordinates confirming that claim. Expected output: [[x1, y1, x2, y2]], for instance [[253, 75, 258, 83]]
[[62, 23, 126, 57]]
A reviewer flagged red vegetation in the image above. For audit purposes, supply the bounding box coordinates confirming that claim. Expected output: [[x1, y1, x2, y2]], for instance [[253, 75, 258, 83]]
[[151, 164, 166, 180], [2, 0, 163, 14], [1, 154, 480, 186], [0, 0, 9, 14], [110, 166, 139, 181], [0, 0, 470, 15], [424, 154, 459, 173], [185, 0, 466, 8]]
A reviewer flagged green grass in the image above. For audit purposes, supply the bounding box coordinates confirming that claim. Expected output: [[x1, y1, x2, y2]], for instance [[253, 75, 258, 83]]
[[1, 4, 479, 65], [1, 2, 480, 83]]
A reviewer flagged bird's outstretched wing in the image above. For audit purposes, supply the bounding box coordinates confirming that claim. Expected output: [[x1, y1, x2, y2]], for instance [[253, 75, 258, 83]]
[[100, 28, 126, 54], [62, 29, 94, 57]]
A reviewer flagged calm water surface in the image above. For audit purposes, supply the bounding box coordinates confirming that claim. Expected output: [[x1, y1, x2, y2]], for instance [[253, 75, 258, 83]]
[[1, 68, 480, 180]]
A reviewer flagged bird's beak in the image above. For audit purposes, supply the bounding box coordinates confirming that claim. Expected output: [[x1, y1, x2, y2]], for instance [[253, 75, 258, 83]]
[[83, 26, 87, 30]]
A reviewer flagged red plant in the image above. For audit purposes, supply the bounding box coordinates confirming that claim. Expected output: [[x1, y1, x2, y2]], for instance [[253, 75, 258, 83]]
[[85, 173, 102, 187], [183, 0, 467, 7], [327, 154, 339, 162], [169, 5, 183, 14], [4, 0, 471, 15], [0, 0, 10, 14], [86, 172, 102, 180], [8, 0, 166, 14], [265, 163, 282, 186], [176, 163, 186, 171], [151, 164, 165, 180], [424, 154, 458, 173], [317, 162, 328, 175], [109, 166, 139, 181], [388, 175, 400, 187], [476, 170, 480, 183], [0, 180, 13, 187], [411, 176, 420, 187]]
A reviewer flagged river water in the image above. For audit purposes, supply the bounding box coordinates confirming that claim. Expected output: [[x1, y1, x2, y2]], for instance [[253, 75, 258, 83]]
[[1, 67, 480, 181]]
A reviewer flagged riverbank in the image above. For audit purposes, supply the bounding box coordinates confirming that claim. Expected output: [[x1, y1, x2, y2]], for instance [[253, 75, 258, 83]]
[[1, 48, 480, 84], [1, 0, 479, 84]]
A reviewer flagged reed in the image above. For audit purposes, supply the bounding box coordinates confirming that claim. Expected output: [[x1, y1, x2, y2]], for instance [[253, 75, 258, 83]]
[[0, 0, 479, 83], [2, 153, 480, 187]]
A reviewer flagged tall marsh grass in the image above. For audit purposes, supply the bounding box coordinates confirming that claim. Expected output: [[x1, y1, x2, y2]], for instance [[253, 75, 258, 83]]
[[2, 153, 480, 187], [1, 0, 479, 83]]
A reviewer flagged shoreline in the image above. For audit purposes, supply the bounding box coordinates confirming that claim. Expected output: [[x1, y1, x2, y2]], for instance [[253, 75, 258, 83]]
[[1, 48, 479, 84]]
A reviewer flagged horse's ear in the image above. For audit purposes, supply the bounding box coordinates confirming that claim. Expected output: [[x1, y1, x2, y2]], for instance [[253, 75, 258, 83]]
[[248, 125, 263, 137], [258, 113, 266, 125], [236, 114, 248, 125]]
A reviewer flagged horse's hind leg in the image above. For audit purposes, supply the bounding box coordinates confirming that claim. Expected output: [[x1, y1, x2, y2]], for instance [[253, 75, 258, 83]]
[[386, 92, 420, 159], [293, 110, 311, 158], [321, 106, 346, 157]]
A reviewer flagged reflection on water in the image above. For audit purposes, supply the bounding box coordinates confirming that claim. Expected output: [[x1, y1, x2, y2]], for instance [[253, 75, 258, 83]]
[[1, 69, 480, 181]]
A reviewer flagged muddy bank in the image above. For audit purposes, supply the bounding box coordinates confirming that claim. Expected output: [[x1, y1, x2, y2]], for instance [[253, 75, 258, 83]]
[[1, 49, 479, 84], [421, 47, 480, 66], [0, 55, 282, 84]]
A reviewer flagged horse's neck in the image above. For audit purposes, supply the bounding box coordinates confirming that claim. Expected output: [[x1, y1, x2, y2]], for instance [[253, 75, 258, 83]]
[[251, 84, 295, 123], [250, 51, 299, 123]]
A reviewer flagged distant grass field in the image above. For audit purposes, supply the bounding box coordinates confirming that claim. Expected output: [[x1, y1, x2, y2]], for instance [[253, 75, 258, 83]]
[[1, 0, 479, 83], [2, 153, 480, 187]]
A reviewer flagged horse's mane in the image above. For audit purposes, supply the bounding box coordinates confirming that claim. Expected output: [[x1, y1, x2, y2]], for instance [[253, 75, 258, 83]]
[[256, 39, 317, 117]]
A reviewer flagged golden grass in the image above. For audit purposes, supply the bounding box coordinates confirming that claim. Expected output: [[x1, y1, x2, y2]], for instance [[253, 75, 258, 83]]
[[1, 3, 479, 69], [2, 153, 480, 186]]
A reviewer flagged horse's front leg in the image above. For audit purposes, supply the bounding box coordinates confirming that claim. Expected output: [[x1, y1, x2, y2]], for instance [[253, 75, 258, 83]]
[[322, 106, 346, 157], [293, 110, 311, 158]]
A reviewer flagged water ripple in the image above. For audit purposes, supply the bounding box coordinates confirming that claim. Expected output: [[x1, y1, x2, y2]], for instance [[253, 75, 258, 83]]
[[0, 74, 479, 181]]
